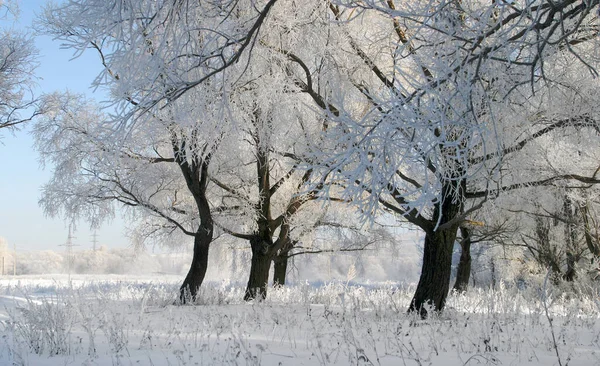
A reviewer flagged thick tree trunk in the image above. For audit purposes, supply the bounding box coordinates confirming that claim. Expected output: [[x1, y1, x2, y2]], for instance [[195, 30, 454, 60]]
[[273, 254, 288, 286], [409, 227, 459, 317], [244, 236, 274, 301], [409, 180, 463, 318], [453, 227, 472, 293], [179, 228, 211, 303]]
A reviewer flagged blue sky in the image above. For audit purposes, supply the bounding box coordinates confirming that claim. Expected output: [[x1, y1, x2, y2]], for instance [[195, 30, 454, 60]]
[[0, 1, 128, 251]]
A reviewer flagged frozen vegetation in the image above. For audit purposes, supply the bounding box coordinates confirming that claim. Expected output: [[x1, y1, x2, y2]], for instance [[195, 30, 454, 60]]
[[1, 275, 600, 365], [2, 1, 600, 364], [2, 241, 597, 365]]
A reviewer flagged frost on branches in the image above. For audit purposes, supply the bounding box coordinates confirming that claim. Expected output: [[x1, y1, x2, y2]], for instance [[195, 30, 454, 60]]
[[36, 0, 368, 303], [35, 0, 600, 316], [291, 0, 600, 316], [40, 0, 277, 128], [37, 0, 283, 302], [0, 1, 41, 135]]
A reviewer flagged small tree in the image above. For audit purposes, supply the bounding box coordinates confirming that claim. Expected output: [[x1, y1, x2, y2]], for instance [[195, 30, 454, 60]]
[[452, 217, 512, 292]]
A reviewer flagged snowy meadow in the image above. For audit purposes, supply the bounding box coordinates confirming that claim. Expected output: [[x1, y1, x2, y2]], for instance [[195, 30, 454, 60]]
[[1, 275, 600, 365], [2, 1, 600, 365]]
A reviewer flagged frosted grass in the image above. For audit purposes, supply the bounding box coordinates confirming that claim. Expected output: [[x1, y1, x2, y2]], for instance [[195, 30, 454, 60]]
[[0, 275, 599, 365]]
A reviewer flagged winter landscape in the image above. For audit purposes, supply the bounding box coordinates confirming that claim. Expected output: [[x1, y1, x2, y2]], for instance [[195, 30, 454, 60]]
[[2, 0, 600, 365], [1, 244, 600, 366]]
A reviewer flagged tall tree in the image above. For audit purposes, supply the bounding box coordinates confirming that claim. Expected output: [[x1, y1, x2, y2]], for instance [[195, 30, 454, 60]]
[[209, 65, 351, 300], [34, 91, 230, 302], [39, 0, 282, 301], [278, 0, 600, 317]]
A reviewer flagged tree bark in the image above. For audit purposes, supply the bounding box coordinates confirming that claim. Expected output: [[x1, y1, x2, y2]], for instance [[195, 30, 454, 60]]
[[408, 180, 463, 318], [453, 227, 472, 293], [534, 217, 562, 278], [244, 236, 274, 301], [273, 254, 288, 286], [563, 196, 577, 282], [581, 202, 600, 258], [564, 252, 576, 282], [409, 226, 459, 317], [176, 149, 214, 304], [179, 227, 211, 303]]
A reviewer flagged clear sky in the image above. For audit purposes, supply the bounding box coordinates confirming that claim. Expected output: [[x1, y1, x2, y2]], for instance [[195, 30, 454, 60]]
[[0, 1, 129, 251]]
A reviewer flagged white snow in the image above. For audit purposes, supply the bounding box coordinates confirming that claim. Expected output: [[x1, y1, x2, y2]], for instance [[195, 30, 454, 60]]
[[0, 275, 599, 365]]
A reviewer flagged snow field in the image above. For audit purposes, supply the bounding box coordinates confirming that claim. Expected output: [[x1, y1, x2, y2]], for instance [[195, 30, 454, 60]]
[[0, 276, 599, 365]]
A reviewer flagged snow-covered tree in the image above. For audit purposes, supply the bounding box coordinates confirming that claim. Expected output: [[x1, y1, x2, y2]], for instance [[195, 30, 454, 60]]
[[278, 0, 600, 316], [38, 0, 600, 314], [38, 0, 366, 303], [34, 91, 228, 301], [37, 0, 284, 301], [204, 17, 363, 299], [0, 2, 40, 136]]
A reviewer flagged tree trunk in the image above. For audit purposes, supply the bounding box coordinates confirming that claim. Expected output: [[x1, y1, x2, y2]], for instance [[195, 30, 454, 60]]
[[490, 256, 496, 289], [534, 217, 562, 278], [171, 132, 214, 304], [409, 227, 458, 317], [273, 254, 288, 286], [178, 184, 213, 304], [564, 252, 576, 282], [179, 228, 211, 303], [408, 180, 463, 318], [563, 196, 577, 282], [581, 202, 600, 258], [244, 236, 273, 301], [453, 227, 472, 293]]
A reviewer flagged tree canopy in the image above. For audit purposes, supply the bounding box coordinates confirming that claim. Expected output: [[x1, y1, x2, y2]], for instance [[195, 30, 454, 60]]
[[36, 0, 600, 315]]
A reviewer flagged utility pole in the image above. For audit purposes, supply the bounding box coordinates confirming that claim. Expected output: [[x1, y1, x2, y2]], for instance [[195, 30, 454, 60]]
[[60, 225, 79, 284]]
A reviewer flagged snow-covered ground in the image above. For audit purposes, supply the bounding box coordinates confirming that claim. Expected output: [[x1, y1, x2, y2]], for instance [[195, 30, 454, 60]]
[[0, 274, 599, 365]]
